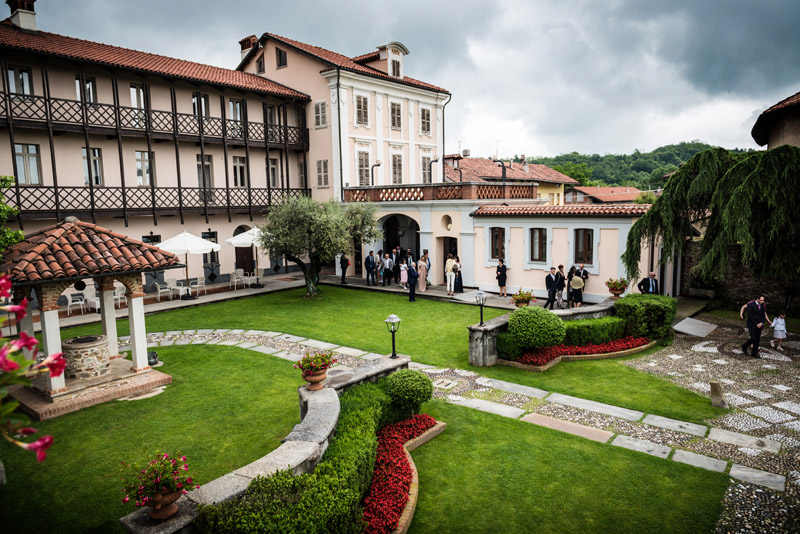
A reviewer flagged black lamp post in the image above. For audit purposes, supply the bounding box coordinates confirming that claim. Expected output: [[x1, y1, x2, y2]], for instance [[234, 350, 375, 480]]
[[385, 314, 401, 359], [371, 160, 382, 186], [475, 291, 488, 326], [493, 159, 508, 182]]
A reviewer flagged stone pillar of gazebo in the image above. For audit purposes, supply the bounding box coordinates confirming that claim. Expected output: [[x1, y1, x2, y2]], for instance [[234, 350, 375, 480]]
[[120, 274, 149, 372], [34, 282, 70, 394], [98, 278, 119, 356], [14, 287, 35, 360]]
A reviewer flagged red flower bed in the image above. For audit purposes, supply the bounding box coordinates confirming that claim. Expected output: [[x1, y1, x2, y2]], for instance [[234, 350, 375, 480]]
[[518, 336, 650, 366], [362, 414, 437, 534]]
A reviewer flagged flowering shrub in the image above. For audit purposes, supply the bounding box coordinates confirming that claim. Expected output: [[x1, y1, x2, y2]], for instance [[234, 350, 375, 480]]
[[518, 336, 651, 366], [120, 452, 199, 507], [605, 278, 629, 291], [293, 350, 337, 376], [363, 414, 437, 534], [1, 274, 67, 466], [509, 288, 535, 305]]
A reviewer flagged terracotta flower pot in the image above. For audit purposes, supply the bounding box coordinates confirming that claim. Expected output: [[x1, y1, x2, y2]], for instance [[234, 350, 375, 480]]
[[303, 369, 327, 391], [148, 490, 182, 520], [608, 289, 625, 299], [514, 301, 529, 307]]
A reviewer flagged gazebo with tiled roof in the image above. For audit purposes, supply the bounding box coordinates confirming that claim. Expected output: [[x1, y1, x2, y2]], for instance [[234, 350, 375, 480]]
[[1, 217, 181, 396]]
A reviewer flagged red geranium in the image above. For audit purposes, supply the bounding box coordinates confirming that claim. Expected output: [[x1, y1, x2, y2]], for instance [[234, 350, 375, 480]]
[[518, 336, 650, 366]]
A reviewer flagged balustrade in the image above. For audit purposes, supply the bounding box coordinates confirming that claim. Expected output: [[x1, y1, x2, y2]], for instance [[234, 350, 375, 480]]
[[343, 182, 539, 202]]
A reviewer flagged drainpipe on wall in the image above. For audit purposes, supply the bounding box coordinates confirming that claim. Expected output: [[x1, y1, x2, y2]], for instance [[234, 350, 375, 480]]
[[441, 92, 452, 182], [336, 68, 344, 202]]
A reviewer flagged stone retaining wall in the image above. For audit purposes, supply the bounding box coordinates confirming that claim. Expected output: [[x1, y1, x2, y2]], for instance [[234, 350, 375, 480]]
[[468, 300, 616, 367], [120, 358, 408, 533]]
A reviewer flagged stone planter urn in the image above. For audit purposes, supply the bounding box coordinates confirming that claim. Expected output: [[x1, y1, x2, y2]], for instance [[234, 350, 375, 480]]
[[147, 490, 182, 520], [608, 289, 625, 299], [514, 301, 529, 307], [303, 369, 327, 391]]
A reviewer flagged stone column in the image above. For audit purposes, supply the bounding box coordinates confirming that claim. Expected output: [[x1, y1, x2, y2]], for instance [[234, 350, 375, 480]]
[[467, 313, 509, 367], [98, 278, 119, 356]]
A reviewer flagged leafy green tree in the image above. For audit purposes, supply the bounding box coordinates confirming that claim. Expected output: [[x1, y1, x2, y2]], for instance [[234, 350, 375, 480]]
[[551, 162, 595, 186], [0, 176, 23, 259], [257, 197, 381, 297], [633, 191, 658, 204]]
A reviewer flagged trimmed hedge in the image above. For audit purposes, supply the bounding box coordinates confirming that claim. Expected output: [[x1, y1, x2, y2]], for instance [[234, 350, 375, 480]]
[[562, 317, 626, 346], [508, 306, 566, 349], [496, 331, 523, 361], [384, 369, 433, 416], [195, 383, 391, 533], [613, 294, 676, 340]]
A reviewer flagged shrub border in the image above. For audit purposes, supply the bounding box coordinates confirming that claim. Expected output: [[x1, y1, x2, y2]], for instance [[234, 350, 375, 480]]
[[496, 340, 657, 372], [391, 421, 447, 534]]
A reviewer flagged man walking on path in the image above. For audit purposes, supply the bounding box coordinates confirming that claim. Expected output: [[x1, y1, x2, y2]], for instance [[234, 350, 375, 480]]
[[544, 267, 558, 309], [638, 272, 660, 294], [365, 251, 376, 286], [407, 261, 418, 302], [741, 296, 771, 358]]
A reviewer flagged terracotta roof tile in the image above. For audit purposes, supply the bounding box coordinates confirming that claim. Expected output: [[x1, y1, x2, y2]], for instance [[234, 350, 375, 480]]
[[352, 51, 380, 63], [264, 33, 449, 94], [751, 89, 800, 146], [473, 204, 651, 217], [443, 157, 578, 185], [0, 20, 308, 100], [0, 219, 181, 284], [571, 186, 643, 203]]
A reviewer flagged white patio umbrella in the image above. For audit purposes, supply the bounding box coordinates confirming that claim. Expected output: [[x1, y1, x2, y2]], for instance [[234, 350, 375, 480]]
[[225, 227, 266, 286], [158, 231, 221, 299]]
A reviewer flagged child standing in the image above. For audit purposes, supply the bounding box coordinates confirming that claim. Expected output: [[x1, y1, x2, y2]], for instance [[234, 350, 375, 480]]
[[771, 310, 787, 351], [400, 259, 408, 289]]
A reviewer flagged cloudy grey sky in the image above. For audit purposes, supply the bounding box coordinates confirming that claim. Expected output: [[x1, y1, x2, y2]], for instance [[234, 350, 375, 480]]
[[36, 0, 800, 157]]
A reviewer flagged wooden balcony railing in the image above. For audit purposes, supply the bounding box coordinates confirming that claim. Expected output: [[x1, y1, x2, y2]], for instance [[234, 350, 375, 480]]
[[3, 185, 310, 220], [2, 93, 308, 146], [343, 182, 539, 202]]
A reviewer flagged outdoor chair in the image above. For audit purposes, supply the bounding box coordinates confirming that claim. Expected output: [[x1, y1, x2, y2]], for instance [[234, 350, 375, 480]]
[[67, 293, 85, 315], [190, 277, 207, 296], [242, 271, 258, 288], [229, 269, 245, 290], [114, 286, 126, 308], [153, 281, 173, 302], [83, 288, 101, 312], [165, 278, 183, 299]]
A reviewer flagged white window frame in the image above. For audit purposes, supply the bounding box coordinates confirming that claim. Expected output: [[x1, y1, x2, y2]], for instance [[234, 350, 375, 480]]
[[391, 153, 403, 185], [196, 154, 213, 188], [419, 106, 432, 136], [82, 147, 103, 186], [479, 223, 512, 268], [14, 143, 41, 185], [390, 101, 402, 130], [354, 93, 370, 127], [528, 227, 548, 264], [7, 66, 33, 96], [314, 101, 327, 128], [316, 159, 329, 188], [268, 157, 279, 188], [232, 156, 248, 187], [574, 228, 595, 265], [135, 150, 154, 187], [256, 54, 265, 74], [297, 161, 306, 188]]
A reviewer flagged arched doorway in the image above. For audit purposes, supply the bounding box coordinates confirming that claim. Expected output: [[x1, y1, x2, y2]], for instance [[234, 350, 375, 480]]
[[381, 214, 420, 257], [233, 225, 254, 274]]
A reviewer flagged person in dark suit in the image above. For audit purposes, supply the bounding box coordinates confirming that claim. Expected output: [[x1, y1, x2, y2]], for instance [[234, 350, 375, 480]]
[[637, 272, 660, 294], [576, 263, 589, 282], [555, 264, 567, 309], [392, 248, 401, 284], [496, 258, 508, 297], [406, 248, 414, 266], [741, 296, 771, 358], [339, 254, 349, 284], [407, 262, 419, 302], [365, 251, 376, 286], [544, 267, 558, 309]]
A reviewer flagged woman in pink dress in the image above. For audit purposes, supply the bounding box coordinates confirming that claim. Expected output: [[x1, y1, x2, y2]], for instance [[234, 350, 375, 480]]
[[400, 259, 409, 289], [417, 256, 428, 292]]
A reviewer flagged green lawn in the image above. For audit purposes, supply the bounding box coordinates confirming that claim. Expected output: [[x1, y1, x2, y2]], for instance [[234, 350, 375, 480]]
[[0, 345, 300, 533], [410, 401, 729, 534], [58, 285, 725, 424]]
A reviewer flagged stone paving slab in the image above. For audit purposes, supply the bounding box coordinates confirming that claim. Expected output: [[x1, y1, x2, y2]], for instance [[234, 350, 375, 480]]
[[707, 428, 782, 453], [299, 339, 340, 351], [521, 413, 613, 442], [447, 397, 526, 419], [333, 346, 368, 357], [213, 329, 230, 334], [361, 352, 385, 361], [146, 342, 159, 348], [148, 332, 164, 338], [244, 330, 266, 336], [196, 329, 215, 334], [190, 339, 208, 344], [546, 392, 644, 421], [773, 401, 800, 416], [236, 342, 258, 349], [218, 340, 243, 346], [159, 340, 175, 346], [273, 351, 304, 362], [729, 464, 786, 491], [643, 414, 708, 437], [249, 345, 280, 355], [264, 331, 283, 337], [672, 450, 727, 472], [408, 362, 437, 370], [166, 330, 183, 336], [611, 435, 671, 458], [492, 379, 549, 399], [228, 329, 246, 335], [205, 339, 222, 345], [183, 329, 196, 335], [175, 339, 192, 345], [673, 317, 718, 337], [278, 334, 307, 343]]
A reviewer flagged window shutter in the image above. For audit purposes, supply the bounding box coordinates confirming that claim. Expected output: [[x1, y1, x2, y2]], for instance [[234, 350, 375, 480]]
[[314, 103, 321, 127], [320, 102, 326, 126]]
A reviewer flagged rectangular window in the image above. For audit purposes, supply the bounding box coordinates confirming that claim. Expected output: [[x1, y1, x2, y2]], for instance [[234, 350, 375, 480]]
[[201, 231, 218, 265], [265, 105, 275, 125], [574, 229, 594, 264], [75, 76, 97, 104], [357, 151, 370, 187], [391, 154, 403, 185], [391, 59, 401, 78], [256, 54, 265, 74], [268, 157, 278, 188], [297, 162, 306, 188], [229, 99, 243, 121], [316, 159, 329, 187], [142, 234, 161, 245], [233, 156, 248, 187], [314, 102, 327, 127], [548, 192, 555, 204], [390, 102, 402, 130], [421, 156, 432, 184], [135, 150, 154, 186], [420, 108, 431, 135], [530, 228, 547, 262], [7, 66, 33, 96], [14, 143, 41, 185], [276, 48, 287, 68], [130, 84, 145, 108], [355, 95, 369, 126], [192, 93, 210, 117], [196, 154, 213, 188], [82, 147, 103, 186], [491, 227, 505, 260]]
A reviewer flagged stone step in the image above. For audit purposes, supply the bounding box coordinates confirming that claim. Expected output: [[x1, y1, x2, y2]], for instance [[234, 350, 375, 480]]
[[491, 379, 549, 399], [671, 450, 727, 472], [546, 392, 644, 421], [729, 464, 786, 492], [707, 428, 781, 453], [447, 397, 526, 419], [520, 413, 613, 443], [611, 435, 671, 458], [642, 414, 707, 437], [300, 339, 340, 351]]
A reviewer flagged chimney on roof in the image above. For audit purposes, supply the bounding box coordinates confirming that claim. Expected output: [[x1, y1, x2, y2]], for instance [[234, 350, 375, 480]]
[[239, 35, 258, 61], [520, 154, 528, 172], [462, 149, 471, 157], [6, 0, 37, 31]]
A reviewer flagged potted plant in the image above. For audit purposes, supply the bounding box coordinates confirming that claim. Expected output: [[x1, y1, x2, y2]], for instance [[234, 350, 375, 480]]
[[294, 350, 337, 391], [120, 452, 199, 520], [510, 288, 536, 307], [605, 278, 629, 298]]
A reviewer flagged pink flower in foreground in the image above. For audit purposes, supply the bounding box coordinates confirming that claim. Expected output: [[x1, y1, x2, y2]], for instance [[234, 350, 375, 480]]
[[0, 275, 11, 298], [0, 346, 20, 372], [41, 352, 66, 377], [2, 297, 28, 322], [19, 427, 38, 435], [122, 497, 130, 503], [22, 435, 53, 462], [11, 331, 38, 352]]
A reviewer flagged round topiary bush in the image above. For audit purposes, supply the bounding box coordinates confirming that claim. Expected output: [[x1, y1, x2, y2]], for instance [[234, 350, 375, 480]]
[[508, 306, 566, 349], [384, 369, 433, 415]]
